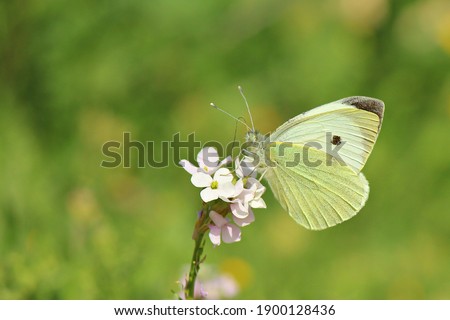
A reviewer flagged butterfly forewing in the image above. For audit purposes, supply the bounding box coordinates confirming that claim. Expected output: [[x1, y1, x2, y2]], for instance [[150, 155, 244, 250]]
[[270, 97, 384, 174]]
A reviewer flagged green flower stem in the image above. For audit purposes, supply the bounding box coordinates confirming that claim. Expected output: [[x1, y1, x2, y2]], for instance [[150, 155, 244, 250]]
[[185, 227, 206, 299], [185, 201, 229, 299], [185, 208, 209, 299]]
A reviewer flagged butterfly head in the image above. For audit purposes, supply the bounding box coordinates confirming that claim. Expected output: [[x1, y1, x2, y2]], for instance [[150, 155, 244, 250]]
[[245, 130, 266, 143], [244, 130, 268, 156]]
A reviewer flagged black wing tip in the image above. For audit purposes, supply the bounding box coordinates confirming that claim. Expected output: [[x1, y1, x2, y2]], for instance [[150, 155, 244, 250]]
[[340, 96, 385, 120]]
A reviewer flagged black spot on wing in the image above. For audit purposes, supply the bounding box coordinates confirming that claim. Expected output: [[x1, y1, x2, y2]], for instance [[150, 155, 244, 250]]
[[331, 135, 341, 145]]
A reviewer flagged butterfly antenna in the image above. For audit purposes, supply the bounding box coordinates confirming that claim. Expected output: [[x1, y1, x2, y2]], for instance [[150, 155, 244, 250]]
[[230, 118, 240, 162], [238, 85, 255, 132], [210, 103, 251, 131]]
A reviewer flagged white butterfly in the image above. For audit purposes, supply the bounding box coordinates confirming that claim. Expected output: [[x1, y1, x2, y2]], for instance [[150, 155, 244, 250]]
[[214, 90, 384, 230]]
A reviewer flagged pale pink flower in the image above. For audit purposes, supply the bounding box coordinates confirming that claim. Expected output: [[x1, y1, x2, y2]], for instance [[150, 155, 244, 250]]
[[219, 178, 244, 202], [226, 177, 266, 220], [235, 157, 257, 179], [246, 178, 267, 209], [208, 211, 241, 246], [191, 168, 236, 203], [180, 147, 231, 175], [233, 208, 255, 227], [178, 265, 239, 299], [203, 274, 239, 299], [229, 188, 254, 219]]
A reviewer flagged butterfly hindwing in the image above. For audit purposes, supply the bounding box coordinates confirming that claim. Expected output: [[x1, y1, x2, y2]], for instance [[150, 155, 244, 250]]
[[265, 143, 369, 230]]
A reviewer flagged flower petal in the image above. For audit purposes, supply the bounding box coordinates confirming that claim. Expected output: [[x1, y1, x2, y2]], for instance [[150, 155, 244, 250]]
[[208, 225, 222, 246], [197, 147, 219, 168], [230, 201, 249, 219], [221, 224, 241, 243], [222, 186, 251, 203], [191, 172, 213, 188], [179, 160, 199, 175], [233, 208, 255, 227], [243, 155, 258, 170], [232, 179, 244, 197], [201, 188, 218, 202], [237, 157, 257, 178], [214, 168, 233, 183], [247, 178, 265, 194], [209, 210, 229, 229], [218, 181, 237, 199], [255, 185, 266, 197], [241, 188, 255, 203], [250, 197, 266, 209], [235, 158, 243, 179]]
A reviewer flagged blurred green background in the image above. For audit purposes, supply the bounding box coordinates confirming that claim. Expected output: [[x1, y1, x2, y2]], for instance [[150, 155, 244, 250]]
[[1, 0, 450, 299]]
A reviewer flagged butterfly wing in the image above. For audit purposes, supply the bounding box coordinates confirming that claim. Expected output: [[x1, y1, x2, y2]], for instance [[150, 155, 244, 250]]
[[265, 143, 369, 230], [271, 96, 384, 173], [262, 96, 384, 229]]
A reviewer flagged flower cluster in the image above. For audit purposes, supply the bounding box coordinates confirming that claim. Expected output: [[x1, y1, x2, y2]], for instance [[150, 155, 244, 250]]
[[180, 147, 266, 246]]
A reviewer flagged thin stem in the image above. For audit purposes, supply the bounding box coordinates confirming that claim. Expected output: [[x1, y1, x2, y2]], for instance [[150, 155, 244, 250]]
[[184, 201, 228, 299], [185, 208, 210, 299], [185, 230, 206, 299]]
